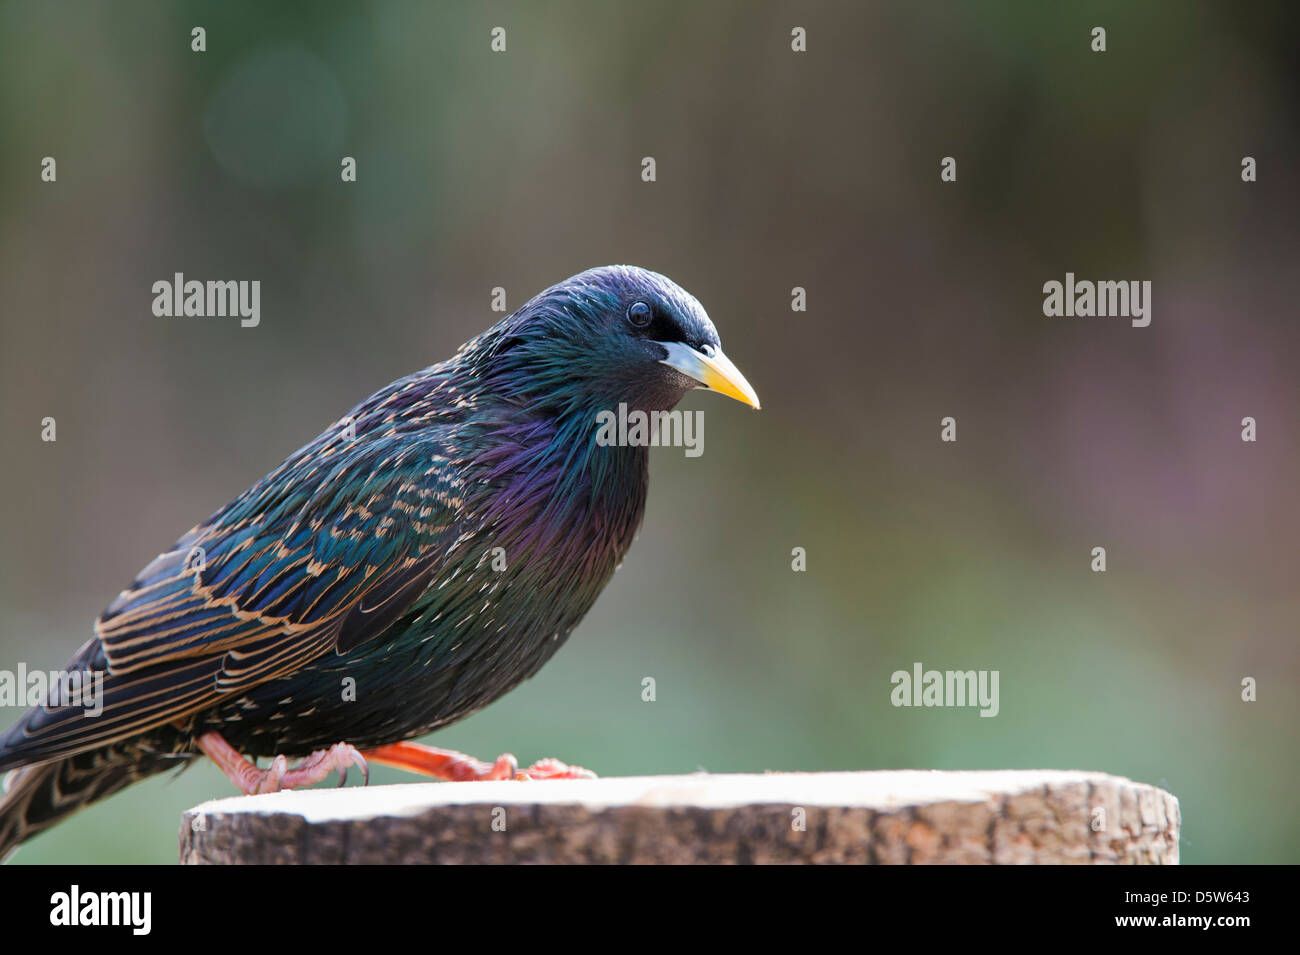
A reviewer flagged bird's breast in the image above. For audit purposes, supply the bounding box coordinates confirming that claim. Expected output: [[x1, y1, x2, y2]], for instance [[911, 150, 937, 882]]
[[383, 432, 650, 722]]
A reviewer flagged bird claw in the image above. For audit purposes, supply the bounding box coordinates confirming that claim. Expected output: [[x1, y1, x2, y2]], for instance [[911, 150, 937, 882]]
[[361, 741, 597, 783], [253, 755, 288, 794], [218, 741, 368, 795], [514, 757, 596, 781], [481, 754, 595, 780], [280, 742, 368, 791], [336, 751, 371, 789]]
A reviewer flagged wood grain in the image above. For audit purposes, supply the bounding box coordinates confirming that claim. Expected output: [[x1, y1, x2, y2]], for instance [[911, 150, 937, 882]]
[[179, 769, 1180, 864]]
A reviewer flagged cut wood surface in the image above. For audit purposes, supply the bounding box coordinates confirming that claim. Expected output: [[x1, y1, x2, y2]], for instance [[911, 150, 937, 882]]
[[179, 769, 1180, 864]]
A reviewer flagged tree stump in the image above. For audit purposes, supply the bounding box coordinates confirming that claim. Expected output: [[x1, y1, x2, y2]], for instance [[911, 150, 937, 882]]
[[179, 769, 1179, 864]]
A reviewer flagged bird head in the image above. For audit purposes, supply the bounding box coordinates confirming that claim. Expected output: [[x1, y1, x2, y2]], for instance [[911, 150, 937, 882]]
[[483, 265, 760, 414]]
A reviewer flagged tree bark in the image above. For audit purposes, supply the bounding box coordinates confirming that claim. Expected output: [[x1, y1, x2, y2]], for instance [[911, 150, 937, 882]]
[[179, 769, 1180, 864]]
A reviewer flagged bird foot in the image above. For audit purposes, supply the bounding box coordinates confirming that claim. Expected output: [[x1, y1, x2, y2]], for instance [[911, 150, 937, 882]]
[[516, 756, 596, 780], [197, 732, 369, 795], [363, 740, 595, 782], [276, 742, 369, 791]]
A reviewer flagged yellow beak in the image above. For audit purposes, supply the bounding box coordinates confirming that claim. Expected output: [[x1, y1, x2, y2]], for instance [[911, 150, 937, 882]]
[[658, 342, 761, 410]]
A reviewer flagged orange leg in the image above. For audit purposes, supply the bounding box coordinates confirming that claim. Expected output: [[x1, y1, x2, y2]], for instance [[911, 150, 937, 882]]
[[197, 731, 369, 795], [363, 740, 596, 781]]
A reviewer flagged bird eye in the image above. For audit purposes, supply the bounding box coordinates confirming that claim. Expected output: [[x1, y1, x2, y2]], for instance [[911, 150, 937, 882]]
[[626, 302, 652, 327], [700, 344, 716, 357]]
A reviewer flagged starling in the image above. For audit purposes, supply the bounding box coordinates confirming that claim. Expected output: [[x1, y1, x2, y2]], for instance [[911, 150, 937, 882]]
[[0, 265, 759, 857]]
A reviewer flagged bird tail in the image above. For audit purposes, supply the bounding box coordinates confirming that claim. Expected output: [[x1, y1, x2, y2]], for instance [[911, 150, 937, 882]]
[[0, 741, 190, 861]]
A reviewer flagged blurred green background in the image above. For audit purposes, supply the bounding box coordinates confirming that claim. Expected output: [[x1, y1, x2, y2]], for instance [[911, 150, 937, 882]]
[[1, 1, 1296, 864]]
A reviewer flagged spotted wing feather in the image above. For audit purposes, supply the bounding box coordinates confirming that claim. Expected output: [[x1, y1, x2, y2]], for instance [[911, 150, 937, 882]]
[[0, 433, 463, 767]]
